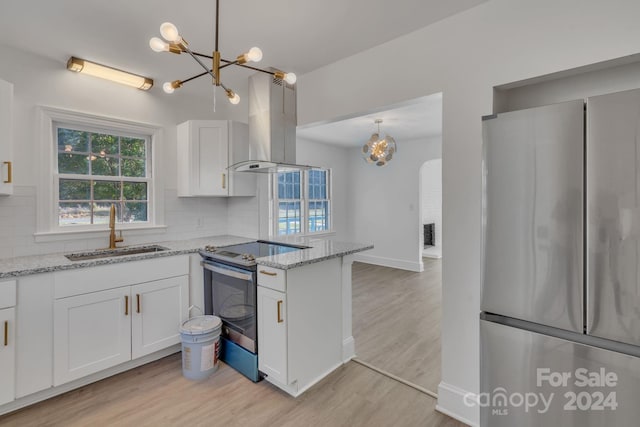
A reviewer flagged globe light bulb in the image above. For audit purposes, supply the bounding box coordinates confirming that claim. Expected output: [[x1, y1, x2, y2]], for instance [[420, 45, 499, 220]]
[[149, 37, 169, 52], [160, 22, 181, 43], [284, 72, 297, 84], [228, 92, 240, 104], [247, 47, 263, 62], [163, 82, 175, 94]]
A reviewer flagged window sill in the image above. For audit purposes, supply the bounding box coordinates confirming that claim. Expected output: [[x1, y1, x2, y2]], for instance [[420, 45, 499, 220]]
[[34, 225, 168, 243]]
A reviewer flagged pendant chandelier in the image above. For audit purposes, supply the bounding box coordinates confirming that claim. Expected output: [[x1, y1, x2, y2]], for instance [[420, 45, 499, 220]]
[[149, 0, 296, 105], [362, 119, 397, 167]]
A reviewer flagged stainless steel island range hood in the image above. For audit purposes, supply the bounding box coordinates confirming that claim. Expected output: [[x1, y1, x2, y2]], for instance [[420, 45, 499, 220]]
[[232, 71, 316, 173]]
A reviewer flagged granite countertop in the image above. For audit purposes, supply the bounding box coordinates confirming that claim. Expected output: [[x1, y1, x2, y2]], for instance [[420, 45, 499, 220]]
[[255, 238, 373, 270], [0, 235, 373, 278]]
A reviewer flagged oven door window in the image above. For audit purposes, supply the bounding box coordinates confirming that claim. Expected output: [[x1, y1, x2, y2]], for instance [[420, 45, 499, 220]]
[[204, 262, 256, 346]]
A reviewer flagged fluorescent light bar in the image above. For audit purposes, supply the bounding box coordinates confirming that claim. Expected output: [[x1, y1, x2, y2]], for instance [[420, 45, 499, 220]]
[[66, 57, 153, 90]]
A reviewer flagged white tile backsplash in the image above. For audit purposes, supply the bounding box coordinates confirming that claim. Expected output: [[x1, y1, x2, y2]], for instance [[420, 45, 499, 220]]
[[0, 186, 234, 258]]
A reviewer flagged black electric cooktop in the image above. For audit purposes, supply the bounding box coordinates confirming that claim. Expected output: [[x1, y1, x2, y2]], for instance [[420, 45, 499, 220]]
[[200, 240, 308, 268]]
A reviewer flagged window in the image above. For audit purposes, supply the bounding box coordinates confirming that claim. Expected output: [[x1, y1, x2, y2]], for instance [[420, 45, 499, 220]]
[[36, 107, 164, 239], [55, 125, 151, 227], [273, 168, 331, 236]]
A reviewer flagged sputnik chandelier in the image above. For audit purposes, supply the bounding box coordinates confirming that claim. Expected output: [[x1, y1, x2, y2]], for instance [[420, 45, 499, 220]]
[[149, 0, 296, 105], [362, 119, 397, 167]]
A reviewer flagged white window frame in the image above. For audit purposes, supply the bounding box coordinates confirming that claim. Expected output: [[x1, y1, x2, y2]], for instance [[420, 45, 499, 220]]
[[36, 107, 166, 241], [270, 168, 333, 237]]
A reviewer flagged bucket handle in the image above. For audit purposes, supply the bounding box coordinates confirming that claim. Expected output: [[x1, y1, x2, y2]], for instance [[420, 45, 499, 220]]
[[188, 305, 203, 318]]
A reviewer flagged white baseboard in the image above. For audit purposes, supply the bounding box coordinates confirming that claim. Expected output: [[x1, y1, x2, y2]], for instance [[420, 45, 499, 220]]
[[436, 381, 479, 427], [342, 336, 355, 363], [353, 253, 424, 272]]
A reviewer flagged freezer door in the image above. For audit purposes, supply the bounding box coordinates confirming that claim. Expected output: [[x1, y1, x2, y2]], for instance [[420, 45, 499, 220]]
[[587, 88, 640, 346], [481, 319, 640, 426], [482, 100, 584, 332]]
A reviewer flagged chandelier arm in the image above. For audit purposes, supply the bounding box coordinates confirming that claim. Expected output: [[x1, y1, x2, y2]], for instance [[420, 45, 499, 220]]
[[183, 46, 220, 83], [185, 53, 267, 73], [234, 63, 276, 75], [181, 71, 210, 84], [219, 61, 238, 70], [192, 52, 213, 59]]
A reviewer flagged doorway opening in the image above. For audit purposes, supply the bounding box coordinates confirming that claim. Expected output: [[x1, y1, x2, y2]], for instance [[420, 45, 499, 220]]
[[296, 93, 444, 396]]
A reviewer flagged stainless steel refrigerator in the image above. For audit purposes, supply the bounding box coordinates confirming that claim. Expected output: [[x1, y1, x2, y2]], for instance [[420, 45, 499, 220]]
[[481, 89, 640, 426]]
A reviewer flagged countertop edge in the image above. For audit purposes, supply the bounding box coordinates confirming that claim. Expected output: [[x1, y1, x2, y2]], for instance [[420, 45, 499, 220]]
[[255, 244, 374, 270], [0, 236, 374, 278], [0, 249, 199, 279]]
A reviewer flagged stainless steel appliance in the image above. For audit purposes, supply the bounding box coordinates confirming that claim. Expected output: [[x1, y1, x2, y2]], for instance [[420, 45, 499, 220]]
[[200, 240, 306, 381], [481, 89, 640, 425]]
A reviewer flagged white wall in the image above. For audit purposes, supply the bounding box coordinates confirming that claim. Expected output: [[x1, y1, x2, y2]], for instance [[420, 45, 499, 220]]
[[421, 159, 442, 258], [347, 137, 441, 272], [296, 0, 640, 424], [0, 43, 245, 258], [296, 138, 349, 239]]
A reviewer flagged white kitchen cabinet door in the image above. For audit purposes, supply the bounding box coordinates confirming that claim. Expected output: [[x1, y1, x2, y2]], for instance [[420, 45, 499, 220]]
[[131, 276, 188, 359], [257, 286, 288, 385], [0, 79, 13, 196], [176, 120, 254, 197], [15, 274, 54, 398], [54, 287, 131, 386], [0, 307, 15, 405], [177, 120, 229, 197]]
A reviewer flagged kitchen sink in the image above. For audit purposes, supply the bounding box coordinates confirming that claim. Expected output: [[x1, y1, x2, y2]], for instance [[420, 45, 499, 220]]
[[65, 245, 169, 261]]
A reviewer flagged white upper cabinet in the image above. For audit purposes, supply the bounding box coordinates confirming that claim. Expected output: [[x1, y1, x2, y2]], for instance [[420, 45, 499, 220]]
[[177, 120, 255, 197], [0, 79, 13, 196]]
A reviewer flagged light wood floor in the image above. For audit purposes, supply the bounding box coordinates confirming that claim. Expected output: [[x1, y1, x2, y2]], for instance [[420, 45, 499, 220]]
[[352, 259, 442, 392], [1, 258, 461, 427], [0, 355, 462, 427]]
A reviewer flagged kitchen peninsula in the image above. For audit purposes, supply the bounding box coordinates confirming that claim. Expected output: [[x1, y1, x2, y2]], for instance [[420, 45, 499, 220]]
[[0, 235, 372, 414]]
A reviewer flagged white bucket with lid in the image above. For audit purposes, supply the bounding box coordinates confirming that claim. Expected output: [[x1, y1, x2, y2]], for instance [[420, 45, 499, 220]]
[[180, 315, 222, 381]]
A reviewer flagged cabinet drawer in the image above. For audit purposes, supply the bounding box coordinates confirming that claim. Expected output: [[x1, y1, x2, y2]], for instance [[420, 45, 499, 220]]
[[257, 266, 286, 292], [0, 280, 16, 309], [54, 255, 189, 299]]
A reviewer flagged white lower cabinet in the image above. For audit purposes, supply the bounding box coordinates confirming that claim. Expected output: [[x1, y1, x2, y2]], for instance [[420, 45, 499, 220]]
[[131, 276, 188, 359], [15, 274, 54, 398], [257, 259, 343, 396], [54, 287, 131, 385], [53, 273, 189, 386], [257, 286, 287, 384], [0, 307, 15, 406]]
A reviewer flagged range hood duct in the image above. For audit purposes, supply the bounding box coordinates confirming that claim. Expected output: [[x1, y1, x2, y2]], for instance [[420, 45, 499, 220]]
[[232, 71, 315, 173]]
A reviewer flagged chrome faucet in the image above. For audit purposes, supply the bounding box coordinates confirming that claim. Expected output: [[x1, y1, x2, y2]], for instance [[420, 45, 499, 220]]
[[109, 204, 124, 249]]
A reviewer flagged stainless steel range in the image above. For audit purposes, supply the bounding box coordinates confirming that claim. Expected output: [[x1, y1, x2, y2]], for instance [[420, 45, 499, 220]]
[[199, 240, 307, 381]]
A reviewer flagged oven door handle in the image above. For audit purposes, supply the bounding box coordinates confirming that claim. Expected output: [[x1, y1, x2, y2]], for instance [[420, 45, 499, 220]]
[[202, 262, 254, 281]]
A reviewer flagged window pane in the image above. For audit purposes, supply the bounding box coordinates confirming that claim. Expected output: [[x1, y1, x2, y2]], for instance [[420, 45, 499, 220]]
[[93, 181, 121, 200], [58, 153, 89, 175], [309, 201, 328, 232], [91, 133, 119, 156], [122, 158, 146, 177], [58, 128, 89, 152], [92, 156, 119, 176], [278, 201, 301, 235], [123, 202, 148, 223], [59, 202, 91, 226], [59, 179, 90, 200], [93, 202, 117, 225], [123, 182, 147, 200], [121, 137, 146, 158]]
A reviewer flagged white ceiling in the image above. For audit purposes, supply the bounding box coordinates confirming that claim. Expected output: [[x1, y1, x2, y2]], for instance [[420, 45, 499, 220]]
[[297, 93, 443, 147], [0, 0, 485, 98]]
